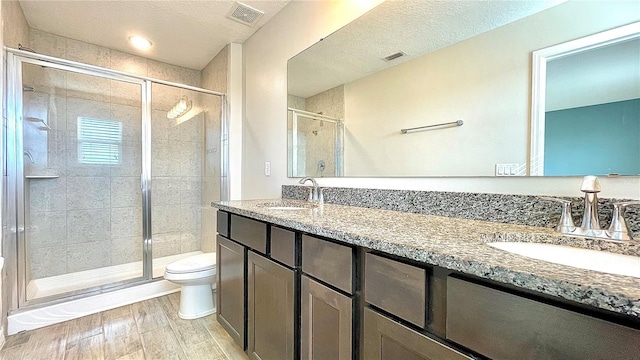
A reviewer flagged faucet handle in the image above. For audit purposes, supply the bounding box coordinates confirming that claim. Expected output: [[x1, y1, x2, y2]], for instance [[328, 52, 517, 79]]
[[539, 197, 576, 233], [580, 175, 601, 193], [607, 200, 640, 241]]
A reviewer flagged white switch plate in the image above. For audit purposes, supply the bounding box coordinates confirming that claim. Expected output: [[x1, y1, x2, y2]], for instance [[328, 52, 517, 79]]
[[264, 161, 271, 176], [495, 163, 520, 176]]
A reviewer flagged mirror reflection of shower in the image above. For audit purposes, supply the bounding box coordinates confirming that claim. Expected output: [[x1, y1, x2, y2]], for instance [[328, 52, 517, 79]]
[[287, 107, 344, 177]]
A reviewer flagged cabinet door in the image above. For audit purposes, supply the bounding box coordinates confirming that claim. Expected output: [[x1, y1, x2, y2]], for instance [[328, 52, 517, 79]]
[[301, 275, 352, 360], [364, 308, 472, 360], [216, 235, 246, 350], [446, 277, 640, 360], [247, 251, 295, 360]]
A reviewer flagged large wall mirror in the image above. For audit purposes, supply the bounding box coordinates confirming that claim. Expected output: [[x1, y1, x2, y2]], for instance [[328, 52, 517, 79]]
[[287, 0, 640, 178]]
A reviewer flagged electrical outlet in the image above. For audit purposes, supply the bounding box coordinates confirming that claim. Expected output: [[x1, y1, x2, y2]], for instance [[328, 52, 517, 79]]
[[264, 161, 271, 176]]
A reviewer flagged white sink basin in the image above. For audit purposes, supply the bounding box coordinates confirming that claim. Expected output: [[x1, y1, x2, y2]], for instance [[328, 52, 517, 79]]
[[488, 242, 640, 278]]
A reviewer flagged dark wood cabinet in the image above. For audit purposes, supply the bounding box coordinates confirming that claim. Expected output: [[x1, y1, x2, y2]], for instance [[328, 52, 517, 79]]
[[365, 253, 426, 328], [300, 275, 353, 360], [364, 307, 471, 360], [216, 210, 640, 360], [446, 277, 640, 360], [302, 235, 353, 294], [216, 235, 246, 349], [230, 214, 267, 253], [247, 251, 296, 360]]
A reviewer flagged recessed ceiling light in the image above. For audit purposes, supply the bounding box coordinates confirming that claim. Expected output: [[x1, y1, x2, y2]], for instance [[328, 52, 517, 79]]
[[129, 36, 152, 50]]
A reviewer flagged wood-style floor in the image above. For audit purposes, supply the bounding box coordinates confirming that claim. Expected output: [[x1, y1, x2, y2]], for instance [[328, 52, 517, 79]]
[[0, 292, 248, 360]]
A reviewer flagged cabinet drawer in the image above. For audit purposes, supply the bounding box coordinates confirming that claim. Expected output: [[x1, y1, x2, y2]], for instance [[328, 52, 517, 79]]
[[271, 226, 296, 268], [446, 277, 640, 360], [364, 307, 472, 360], [230, 214, 267, 253], [365, 253, 426, 328], [302, 235, 353, 294], [217, 211, 229, 237]]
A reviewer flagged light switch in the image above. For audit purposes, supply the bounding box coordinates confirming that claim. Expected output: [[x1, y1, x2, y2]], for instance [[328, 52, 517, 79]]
[[264, 161, 271, 176]]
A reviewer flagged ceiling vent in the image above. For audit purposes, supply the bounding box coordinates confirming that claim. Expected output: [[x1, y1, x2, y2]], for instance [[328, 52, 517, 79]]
[[382, 52, 407, 62], [227, 2, 264, 27]]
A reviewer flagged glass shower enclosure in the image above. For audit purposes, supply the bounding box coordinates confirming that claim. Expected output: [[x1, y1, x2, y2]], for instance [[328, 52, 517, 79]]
[[3, 48, 228, 312]]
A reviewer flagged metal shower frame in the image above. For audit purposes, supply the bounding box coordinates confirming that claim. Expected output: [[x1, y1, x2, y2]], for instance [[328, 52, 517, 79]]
[[3, 47, 230, 312]]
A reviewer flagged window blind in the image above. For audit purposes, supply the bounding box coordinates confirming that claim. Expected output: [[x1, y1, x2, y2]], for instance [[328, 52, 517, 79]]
[[77, 117, 122, 165]]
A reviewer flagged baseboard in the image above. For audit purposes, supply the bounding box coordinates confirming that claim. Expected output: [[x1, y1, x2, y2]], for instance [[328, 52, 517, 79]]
[[8, 280, 181, 335]]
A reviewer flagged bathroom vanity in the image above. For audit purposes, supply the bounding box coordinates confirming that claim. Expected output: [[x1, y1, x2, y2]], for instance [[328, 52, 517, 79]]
[[213, 200, 640, 360]]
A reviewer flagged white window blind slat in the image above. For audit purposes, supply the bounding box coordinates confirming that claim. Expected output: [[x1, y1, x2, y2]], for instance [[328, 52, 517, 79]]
[[77, 117, 123, 165]]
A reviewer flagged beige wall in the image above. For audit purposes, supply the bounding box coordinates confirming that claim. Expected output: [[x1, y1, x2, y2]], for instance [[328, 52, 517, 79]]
[[343, 0, 639, 177], [242, 0, 640, 199], [2, 0, 29, 48]]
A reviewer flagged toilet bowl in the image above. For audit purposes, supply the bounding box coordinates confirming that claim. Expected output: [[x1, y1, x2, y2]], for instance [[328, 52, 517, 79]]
[[164, 252, 216, 319]]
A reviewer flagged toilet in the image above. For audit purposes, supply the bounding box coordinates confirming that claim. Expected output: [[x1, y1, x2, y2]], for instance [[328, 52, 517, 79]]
[[164, 252, 217, 319]]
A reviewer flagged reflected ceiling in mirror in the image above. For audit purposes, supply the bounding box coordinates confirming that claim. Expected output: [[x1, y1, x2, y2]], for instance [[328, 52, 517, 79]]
[[287, 0, 640, 178]]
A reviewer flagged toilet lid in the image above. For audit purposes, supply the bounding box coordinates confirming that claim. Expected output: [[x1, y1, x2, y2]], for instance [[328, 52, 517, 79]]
[[166, 253, 216, 274]]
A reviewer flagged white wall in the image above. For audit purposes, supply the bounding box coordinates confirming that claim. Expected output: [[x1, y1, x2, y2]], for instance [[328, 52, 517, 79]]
[[242, 0, 640, 199]]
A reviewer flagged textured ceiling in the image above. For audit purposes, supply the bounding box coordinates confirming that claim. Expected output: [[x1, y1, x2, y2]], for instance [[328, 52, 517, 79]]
[[288, 0, 567, 98], [19, 0, 290, 70]]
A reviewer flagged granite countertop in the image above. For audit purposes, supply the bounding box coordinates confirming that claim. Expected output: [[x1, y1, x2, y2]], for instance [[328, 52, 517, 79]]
[[213, 199, 640, 318]]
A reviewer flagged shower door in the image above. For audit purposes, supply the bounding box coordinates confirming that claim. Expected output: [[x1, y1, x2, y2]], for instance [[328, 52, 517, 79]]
[[8, 54, 150, 306]]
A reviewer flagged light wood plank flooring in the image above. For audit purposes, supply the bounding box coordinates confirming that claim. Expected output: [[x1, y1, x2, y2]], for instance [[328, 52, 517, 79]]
[[0, 292, 248, 360]]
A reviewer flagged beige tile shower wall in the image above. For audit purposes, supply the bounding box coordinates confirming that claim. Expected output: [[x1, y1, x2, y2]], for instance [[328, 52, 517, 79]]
[[150, 98, 204, 259], [200, 45, 228, 253], [25, 29, 203, 279]]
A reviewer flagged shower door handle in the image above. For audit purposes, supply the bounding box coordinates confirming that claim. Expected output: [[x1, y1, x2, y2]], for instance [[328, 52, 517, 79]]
[[10, 227, 24, 233]]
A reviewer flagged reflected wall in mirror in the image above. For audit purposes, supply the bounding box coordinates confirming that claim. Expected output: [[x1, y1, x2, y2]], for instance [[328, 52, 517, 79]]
[[531, 23, 640, 176], [287, 0, 640, 177]]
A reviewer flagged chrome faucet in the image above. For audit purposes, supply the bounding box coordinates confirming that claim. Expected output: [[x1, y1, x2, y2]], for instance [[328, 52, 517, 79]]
[[579, 175, 601, 234], [298, 177, 323, 204], [542, 175, 640, 241]]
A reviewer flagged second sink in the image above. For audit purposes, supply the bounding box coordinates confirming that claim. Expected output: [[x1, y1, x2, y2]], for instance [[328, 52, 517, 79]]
[[488, 242, 640, 278]]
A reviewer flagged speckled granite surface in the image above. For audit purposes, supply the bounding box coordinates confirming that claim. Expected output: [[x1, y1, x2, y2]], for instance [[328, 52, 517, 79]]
[[282, 186, 640, 238], [213, 199, 640, 318]]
